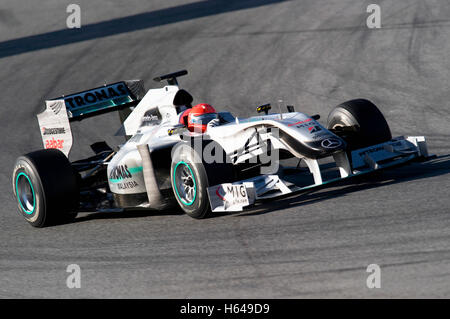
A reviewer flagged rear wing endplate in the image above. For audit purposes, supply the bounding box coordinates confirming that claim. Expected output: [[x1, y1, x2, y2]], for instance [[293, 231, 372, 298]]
[[37, 80, 145, 157]]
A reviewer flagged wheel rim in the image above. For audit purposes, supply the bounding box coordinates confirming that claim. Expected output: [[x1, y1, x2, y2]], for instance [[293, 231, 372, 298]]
[[173, 161, 197, 206], [15, 172, 36, 215]]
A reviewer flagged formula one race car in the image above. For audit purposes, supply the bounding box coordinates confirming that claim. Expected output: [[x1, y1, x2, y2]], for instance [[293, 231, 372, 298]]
[[12, 70, 431, 227]]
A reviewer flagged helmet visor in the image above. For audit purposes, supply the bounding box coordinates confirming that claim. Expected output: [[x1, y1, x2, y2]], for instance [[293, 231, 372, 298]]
[[190, 113, 218, 125]]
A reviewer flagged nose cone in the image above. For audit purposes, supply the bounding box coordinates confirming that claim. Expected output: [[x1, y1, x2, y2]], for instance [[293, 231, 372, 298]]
[[280, 130, 347, 159], [305, 136, 347, 157]]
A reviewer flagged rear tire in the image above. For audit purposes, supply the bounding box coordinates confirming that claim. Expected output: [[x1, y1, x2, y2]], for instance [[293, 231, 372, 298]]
[[327, 99, 392, 150], [12, 149, 79, 227]]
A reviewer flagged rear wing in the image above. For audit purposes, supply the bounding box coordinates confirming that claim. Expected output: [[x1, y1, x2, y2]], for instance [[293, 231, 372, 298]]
[[37, 80, 145, 157]]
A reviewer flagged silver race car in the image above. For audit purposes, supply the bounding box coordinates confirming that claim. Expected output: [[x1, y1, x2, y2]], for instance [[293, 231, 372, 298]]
[[12, 70, 432, 227]]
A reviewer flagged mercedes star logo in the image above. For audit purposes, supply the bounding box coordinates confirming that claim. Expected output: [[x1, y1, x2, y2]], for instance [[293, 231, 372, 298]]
[[321, 138, 342, 149]]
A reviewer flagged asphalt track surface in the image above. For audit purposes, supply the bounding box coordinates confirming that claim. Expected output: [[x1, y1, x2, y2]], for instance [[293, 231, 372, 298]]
[[0, 0, 449, 298]]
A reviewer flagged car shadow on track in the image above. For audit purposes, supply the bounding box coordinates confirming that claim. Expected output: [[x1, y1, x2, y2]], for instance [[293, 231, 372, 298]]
[[232, 154, 450, 218], [69, 207, 183, 225]]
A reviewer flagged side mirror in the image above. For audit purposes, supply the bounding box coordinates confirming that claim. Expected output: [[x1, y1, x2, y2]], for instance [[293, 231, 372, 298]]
[[256, 103, 271, 115], [168, 124, 187, 136]]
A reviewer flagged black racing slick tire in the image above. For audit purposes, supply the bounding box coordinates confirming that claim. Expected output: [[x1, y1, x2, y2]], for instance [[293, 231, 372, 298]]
[[12, 149, 79, 227], [327, 99, 392, 150], [170, 140, 234, 219]]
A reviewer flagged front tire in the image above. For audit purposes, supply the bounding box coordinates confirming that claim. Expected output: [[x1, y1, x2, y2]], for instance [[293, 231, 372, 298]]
[[327, 99, 392, 150], [12, 149, 79, 227]]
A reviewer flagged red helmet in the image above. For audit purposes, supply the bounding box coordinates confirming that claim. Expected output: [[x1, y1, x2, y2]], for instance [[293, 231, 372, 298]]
[[183, 103, 217, 133]]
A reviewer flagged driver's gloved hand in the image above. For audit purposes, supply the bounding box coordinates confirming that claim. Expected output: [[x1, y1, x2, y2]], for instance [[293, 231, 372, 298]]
[[207, 118, 221, 129]]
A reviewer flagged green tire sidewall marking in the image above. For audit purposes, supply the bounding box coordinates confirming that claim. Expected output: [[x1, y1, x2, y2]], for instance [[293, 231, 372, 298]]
[[15, 172, 36, 215], [173, 161, 197, 206]]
